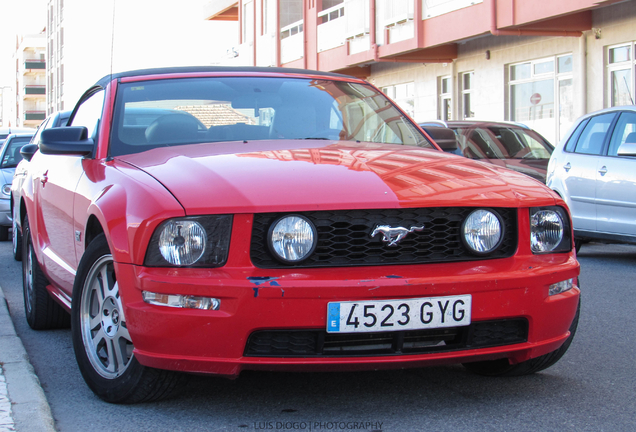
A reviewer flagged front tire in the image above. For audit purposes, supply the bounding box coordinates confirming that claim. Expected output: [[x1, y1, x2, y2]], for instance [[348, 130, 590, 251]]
[[13, 217, 23, 261], [0, 225, 8, 241], [464, 298, 580, 377], [71, 233, 183, 404], [22, 217, 70, 329], [574, 238, 583, 253]]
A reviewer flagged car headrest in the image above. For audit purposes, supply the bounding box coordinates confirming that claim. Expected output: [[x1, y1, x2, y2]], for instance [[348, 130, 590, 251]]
[[145, 114, 201, 145]]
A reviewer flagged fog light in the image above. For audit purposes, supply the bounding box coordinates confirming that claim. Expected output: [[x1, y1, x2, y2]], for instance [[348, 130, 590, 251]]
[[549, 278, 575, 296], [269, 215, 317, 263], [462, 209, 503, 254], [142, 291, 220, 310]]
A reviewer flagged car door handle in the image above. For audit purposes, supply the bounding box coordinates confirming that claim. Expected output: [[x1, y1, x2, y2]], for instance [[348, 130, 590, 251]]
[[598, 166, 608, 176], [41, 170, 49, 186], [563, 162, 571, 172]]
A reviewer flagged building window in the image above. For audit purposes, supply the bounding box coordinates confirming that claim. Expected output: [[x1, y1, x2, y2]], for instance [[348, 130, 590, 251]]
[[460, 71, 474, 119], [508, 54, 573, 144], [382, 82, 415, 119], [607, 43, 635, 107], [439, 76, 451, 121]]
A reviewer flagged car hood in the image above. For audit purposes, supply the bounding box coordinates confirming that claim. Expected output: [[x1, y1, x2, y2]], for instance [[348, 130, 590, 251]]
[[115, 140, 557, 214]]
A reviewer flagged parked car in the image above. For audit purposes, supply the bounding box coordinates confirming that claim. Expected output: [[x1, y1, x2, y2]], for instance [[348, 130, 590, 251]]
[[0, 127, 35, 143], [0, 133, 35, 241], [14, 66, 580, 404], [420, 121, 554, 182], [11, 111, 71, 260], [546, 105, 636, 251]]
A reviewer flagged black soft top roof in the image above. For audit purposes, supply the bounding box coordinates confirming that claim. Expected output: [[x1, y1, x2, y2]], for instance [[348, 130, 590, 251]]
[[95, 66, 356, 88]]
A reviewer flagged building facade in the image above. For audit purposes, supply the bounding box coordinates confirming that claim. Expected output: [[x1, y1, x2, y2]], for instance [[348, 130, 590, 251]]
[[46, 0, 114, 116], [206, 0, 636, 145], [14, 33, 47, 128], [45, 0, 239, 117]]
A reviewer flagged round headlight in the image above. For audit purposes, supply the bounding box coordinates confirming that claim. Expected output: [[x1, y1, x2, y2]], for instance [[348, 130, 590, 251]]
[[158, 220, 206, 265], [269, 215, 317, 263], [462, 209, 503, 254], [531, 210, 564, 252]]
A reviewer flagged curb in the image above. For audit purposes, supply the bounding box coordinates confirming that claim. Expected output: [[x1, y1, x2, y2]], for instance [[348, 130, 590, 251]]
[[0, 285, 56, 432]]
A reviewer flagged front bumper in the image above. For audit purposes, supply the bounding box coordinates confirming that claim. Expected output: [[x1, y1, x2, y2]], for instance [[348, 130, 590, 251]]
[[117, 251, 580, 377]]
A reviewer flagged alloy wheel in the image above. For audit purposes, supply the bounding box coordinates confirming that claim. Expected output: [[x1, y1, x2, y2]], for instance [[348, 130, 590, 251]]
[[79, 254, 133, 379]]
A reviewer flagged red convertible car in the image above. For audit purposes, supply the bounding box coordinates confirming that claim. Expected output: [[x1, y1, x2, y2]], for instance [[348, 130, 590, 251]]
[[13, 67, 580, 403]]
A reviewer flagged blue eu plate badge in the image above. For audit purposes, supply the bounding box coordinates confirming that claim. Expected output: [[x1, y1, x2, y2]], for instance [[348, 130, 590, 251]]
[[327, 303, 340, 332]]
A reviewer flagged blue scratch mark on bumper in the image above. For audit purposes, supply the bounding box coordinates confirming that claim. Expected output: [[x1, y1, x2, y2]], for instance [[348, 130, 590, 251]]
[[247, 276, 281, 286]]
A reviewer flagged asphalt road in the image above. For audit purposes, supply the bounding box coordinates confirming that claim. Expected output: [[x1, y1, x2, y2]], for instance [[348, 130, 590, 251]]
[[1, 241, 635, 432]]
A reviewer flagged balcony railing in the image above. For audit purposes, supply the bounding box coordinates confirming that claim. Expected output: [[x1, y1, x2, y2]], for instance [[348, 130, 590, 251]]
[[24, 60, 46, 70], [318, 4, 346, 52], [280, 20, 304, 64], [345, 0, 369, 38], [423, 0, 483, 20], [24, 111, 46, 121], [24, 85, 46, 95]]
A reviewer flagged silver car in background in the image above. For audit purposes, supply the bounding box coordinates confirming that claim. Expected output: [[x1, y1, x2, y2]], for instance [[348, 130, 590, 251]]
[[546, 106, 636, 251], [1, 133, 35, 240], [0, 127, 35, 143]]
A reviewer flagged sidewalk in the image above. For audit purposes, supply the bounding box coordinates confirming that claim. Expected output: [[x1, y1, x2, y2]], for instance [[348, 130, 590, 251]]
[[0, 285, 56, 432]]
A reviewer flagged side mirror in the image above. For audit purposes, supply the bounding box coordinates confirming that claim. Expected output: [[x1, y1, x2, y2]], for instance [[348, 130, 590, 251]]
[[19, 143, 39, 162], [617, 141, 636, 157], [40, 127, 94, 156]]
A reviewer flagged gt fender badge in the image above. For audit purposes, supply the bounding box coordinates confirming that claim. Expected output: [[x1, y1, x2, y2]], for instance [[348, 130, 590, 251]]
[[370, 225, 424, 247]]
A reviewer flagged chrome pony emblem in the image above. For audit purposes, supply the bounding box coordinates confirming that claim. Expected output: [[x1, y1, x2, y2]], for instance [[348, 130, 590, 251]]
[[370, 224, 424, 247]]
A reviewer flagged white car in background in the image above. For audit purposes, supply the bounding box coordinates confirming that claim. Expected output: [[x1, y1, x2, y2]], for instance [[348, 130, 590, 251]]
[[546, 106, 636, 251]]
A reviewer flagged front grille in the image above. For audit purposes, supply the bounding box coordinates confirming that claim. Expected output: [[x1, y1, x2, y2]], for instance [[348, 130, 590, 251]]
[[244, 319, 528, 357], [251, 208, 517, 268]]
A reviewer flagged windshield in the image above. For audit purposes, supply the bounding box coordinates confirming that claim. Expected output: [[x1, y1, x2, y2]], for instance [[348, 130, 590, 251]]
[[110, 76, 432, 156], [1, 137, 32, 168], [454, 126, 553, 160]]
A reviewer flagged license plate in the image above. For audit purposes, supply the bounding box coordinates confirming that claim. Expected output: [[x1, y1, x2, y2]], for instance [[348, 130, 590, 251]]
[[326, 295, 471, 333]]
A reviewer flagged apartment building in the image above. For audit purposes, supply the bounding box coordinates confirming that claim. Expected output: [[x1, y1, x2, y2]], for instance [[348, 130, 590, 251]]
[[45, 0, 238, 117], [46, 0, 115, 116], [14, 32, 47, 128], [206, 0, 636, 145]]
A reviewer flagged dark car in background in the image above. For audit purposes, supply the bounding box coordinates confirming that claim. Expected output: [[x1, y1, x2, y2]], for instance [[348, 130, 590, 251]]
[[420, 121, 554, 182], [1, 133, 35, 240]]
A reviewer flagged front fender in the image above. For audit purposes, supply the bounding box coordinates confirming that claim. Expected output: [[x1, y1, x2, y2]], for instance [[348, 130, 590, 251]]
[[74, 159, 185, 265]]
